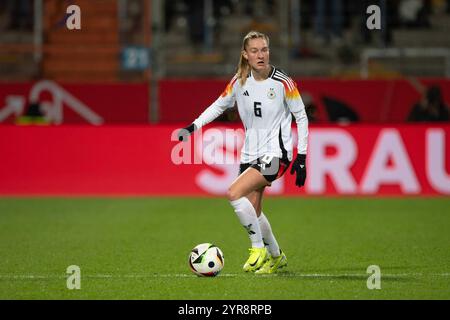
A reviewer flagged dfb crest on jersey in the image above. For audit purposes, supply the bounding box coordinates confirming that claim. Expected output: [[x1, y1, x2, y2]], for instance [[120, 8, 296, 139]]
[[267, 88, 276, 99]]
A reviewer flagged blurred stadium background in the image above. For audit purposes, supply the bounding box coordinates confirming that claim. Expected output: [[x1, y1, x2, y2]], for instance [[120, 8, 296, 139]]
[[0, 0, 449, 300]]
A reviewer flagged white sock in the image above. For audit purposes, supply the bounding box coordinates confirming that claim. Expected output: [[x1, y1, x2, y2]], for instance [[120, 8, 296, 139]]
[[230, 197, 264, 248], [258, 212, 281, 257]]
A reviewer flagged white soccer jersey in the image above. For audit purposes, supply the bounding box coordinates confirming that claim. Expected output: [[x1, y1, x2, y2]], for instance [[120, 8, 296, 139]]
[[193, 66, 308, 164]]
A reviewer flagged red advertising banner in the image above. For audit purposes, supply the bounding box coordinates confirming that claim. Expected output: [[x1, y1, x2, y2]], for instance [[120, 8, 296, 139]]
[[0, 124, 449, 196], [159, 78, 450, 123], [3, 79, 448, 124], [0, 81, 149, 124]]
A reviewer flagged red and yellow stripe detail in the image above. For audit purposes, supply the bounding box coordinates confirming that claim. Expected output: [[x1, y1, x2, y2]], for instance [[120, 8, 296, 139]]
[[281, 78, 300, 100], [220, 75, 238, 97]]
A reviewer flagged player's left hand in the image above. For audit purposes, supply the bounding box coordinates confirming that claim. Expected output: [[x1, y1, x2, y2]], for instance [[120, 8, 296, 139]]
[[290, 154, 306, 187]]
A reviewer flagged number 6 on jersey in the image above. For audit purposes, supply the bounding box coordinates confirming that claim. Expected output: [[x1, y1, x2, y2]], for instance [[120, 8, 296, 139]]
[[254, 101, 262, 117]]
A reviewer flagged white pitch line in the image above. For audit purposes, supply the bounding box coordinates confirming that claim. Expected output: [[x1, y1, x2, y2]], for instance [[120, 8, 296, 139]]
[[0, 273, 449, 280]]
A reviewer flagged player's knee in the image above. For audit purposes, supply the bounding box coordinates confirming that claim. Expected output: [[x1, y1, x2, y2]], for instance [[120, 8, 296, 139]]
[[226, 188, 241, 202]]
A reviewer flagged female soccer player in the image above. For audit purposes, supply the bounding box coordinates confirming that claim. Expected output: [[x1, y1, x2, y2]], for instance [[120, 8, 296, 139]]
[[178, 31, 308, 274]]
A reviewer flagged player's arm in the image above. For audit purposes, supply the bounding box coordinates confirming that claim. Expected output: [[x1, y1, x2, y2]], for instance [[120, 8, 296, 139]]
[[178, 76, 237, 141], [285, 81, 309, 187]]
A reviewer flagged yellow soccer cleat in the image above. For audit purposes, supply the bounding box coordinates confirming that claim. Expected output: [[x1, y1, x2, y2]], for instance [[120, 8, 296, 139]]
[[243, 247, 268, 272], [255, 250, 287, 274]]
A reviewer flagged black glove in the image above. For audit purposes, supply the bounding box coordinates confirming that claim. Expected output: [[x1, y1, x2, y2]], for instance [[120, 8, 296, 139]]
[[290, 154, 307, 187], [177, 123, 196, 141]]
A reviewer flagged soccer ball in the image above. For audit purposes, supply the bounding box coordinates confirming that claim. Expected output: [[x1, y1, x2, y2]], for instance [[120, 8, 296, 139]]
[[188, 243, 224, 277]]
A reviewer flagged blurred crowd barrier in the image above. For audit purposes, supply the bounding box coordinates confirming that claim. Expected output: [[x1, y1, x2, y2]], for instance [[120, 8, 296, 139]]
[[0, 81, 148, 124], [0, 78, 448, 124]]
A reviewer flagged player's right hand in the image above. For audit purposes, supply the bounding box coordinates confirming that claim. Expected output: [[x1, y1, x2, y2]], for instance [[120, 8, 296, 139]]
[[177, 123, 196, 141]]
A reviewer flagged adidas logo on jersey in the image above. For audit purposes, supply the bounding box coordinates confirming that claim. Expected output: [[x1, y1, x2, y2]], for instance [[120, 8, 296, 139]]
[[243, 90, 249, 96]]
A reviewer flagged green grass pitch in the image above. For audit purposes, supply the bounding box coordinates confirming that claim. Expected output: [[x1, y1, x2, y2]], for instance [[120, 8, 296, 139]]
[[0, 197, 449, 299]]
